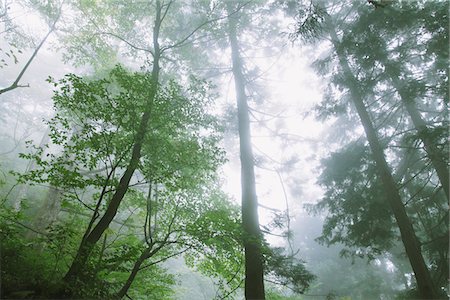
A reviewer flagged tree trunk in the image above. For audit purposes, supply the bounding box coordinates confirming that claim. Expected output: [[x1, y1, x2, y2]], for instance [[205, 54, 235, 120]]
[[116, 240, 169, 298], [226, 3, 265, 299], [387, 72, 449, 202], [62, 1, 162, 290], [329, 26, 438, 299], [116, 249, 149, 299]]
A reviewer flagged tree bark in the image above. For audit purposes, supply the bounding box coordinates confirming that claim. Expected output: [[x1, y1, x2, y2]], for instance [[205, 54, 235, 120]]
[[226, 3, 265, 299], [328, 25, 438, 299], [62, 1, 162, 290]]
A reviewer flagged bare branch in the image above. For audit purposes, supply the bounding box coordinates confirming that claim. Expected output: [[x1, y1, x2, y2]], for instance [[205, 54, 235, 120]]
[[94, 31, 154, 56], [159, 0, 173, 24], [0, 6, 61, 96], [161, 1, 251, 53], [138, 247, 191, 271]]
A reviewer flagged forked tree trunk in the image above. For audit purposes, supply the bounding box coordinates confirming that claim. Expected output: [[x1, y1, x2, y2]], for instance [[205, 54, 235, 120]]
[[226, 3, 265, 299], [329, 25, 438, 299], [116, 249, 150, 299], [115, 240, 169, 299], [61, 1, 163, 291]]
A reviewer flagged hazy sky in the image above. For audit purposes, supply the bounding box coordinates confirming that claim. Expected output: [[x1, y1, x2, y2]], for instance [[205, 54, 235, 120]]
[[1, 1, 329, 246]]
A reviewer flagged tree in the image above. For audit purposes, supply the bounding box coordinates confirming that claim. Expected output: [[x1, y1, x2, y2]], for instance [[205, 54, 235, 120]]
[[36, 1, 317, 297], [17, 60, 225, 296], [52, 0, 228, 291], [60, 9, 162, 285], [289, 1, 442, 298], [114, 184, 243, 299], [338, 2, 449, 294], [329, 17, 437, 300], [325, 37, 436, 295], [340, 0, 449, 203], [226, 2, 265, 298]]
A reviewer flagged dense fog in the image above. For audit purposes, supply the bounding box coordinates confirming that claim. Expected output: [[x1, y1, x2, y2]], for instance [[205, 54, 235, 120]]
[[0, 1, 448, 299]]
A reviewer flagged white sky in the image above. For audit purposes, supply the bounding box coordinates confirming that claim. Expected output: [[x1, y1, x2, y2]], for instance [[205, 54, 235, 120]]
[[219, 44, 327, 243]]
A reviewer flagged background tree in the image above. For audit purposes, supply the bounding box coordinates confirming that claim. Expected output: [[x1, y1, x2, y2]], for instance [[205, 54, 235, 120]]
[[289, 0, 447, 297], [226, 1, 266, 298]]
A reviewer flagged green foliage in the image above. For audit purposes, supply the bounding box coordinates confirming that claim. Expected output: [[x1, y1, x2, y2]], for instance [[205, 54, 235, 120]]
[[128, 265, 176, 300], [0, 43, 22, 68], [288, 1, 327, 43], [16, 64, 224, 202], [264, 247, 316, 294], [183, 190, 314, 298], [56, 0, 220, 70], [184, 192, 244, 299], [298, 0, 449, 297], [310, 141, 396, 259], [313, 86, 347, 120], [94, 233, 176, 299], [0, 206, 83, 298], [7, 63, 238, 298]]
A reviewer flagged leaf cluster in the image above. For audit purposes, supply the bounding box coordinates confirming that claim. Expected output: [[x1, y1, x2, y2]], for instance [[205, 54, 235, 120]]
[[264, 247, 316, 294], [310, 141, 396, 259]]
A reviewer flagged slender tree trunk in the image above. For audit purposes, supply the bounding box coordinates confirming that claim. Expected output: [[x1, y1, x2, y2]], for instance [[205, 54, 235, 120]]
[[61, 2, 162, 290], [387, 72, 449, 202], [329, 26, 438, 299], [226, 3, 265, 299], [116, 239, 170, 298], [116, 249, 150, 299]]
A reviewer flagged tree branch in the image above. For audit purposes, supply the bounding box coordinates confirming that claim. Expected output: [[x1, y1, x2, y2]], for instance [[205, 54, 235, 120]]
[[0, 7, 61, 96], [159, 0, 173, 25], [138, 246, 191, 271], [160, 2, 250, 53], [94, 31, 154, 56]]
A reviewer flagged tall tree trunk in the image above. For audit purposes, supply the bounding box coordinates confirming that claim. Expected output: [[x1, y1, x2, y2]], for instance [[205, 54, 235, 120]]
[[328, 26, 438, 299], [386, 71, 449, 202], [226, 3, 265, 299], [61, 1, 162, 290]]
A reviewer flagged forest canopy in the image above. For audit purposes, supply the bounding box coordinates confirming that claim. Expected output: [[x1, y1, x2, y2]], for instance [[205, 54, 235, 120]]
[[0, 0, 448, 299]]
